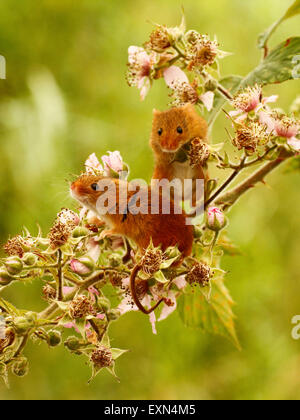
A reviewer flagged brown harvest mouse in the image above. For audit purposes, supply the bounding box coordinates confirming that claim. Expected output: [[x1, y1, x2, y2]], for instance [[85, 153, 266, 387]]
[[71, 174, 194, 314], [150, 103, 209, 205]]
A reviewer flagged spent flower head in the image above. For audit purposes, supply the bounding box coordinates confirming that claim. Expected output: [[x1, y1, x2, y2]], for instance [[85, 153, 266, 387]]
[[186, 262, 212, 287], [188, 138, 210, 167], [69, 295, 96, 320], [141, 244, 164, 276], [145, 25, 171, 52], [233, 121, 269, 154], [3, 236, 29, 258], [49, 209, 79, 249], [90, 345, 113, 369], [186, 33, 219, 70]]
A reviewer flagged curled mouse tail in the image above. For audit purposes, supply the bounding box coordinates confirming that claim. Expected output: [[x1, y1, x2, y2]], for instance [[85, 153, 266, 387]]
[[130, 264, 164, 315]]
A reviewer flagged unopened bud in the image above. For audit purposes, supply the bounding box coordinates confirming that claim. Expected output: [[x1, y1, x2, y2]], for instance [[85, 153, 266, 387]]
[[72, 227, 90, 238], [206, 207, 226, 232], [48, 330, 62, 347], [22, 253, 38, 266], [70, 257, 94, 277], [0, 269, 14, 286], [107, 309, 121, 321], [64, 336, 82, 351], [204, 79, 218, 92], [5, 257, 23, 275], [12, 357, 29, 377], [13, 313, 36, 335]]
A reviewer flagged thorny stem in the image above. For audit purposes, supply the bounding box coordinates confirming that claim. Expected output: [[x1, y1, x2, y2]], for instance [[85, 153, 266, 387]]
[[216, 148, 294, 209], [56, 249, 63, 301], [204, 156, 246, 209]]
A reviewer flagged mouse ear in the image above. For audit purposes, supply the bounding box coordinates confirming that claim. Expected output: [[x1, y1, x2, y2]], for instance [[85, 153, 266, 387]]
[[153, 108, 160, 115]]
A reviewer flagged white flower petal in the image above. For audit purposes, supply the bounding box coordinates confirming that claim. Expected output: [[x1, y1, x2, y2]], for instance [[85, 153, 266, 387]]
[[163, 65, 189, 88]]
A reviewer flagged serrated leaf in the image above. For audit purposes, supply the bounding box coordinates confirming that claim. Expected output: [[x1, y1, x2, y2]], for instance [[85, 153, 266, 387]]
[[258, 1, 300, 50], [243, 37, 300, 87], [208, 75, 243, 126], [177, 271, 240, 349]]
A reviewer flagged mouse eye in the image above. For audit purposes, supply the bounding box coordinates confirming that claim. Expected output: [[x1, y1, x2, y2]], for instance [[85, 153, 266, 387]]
[[158, 128, 163, 136], [91, 183, 100, 191], [177, 126, 183, 134]]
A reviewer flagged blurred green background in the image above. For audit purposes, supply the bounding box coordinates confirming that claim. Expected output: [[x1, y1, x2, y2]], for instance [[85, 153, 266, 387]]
[[0, 0, 300, 400]]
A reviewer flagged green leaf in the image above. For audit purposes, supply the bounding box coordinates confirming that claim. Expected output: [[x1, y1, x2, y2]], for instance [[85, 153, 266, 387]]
[[177, 271, 240, 349], [153, 270, 168, 284], [160, 257, 179, 270], [208, 75, 243, 126], [243, 37, 300, 87], [284, 155, 300, 173], [111, 348, 129, 360], [258, 1, 300, 50]]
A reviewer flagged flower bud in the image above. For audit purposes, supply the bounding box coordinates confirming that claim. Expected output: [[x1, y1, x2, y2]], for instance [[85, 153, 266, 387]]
[[0, 269, 14, 286], [12, 357, 29, 377], [13, 313, 36, 335], [48, 330, 62, 347], [22, 253, 38, 266], [72, 227, 90, 238], [5, 257, 23, 275], [204, 79, 218, 92], [206, 207, 226, 232], [97, 297, 111, 312], [64, 336, 82, 351], [70, 257, 94, 277], [107, 309, 121, 321]]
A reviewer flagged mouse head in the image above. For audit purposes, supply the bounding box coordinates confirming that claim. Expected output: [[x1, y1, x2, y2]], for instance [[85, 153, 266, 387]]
[[71, 174, 112, 211], [151, 104, 207, 153]]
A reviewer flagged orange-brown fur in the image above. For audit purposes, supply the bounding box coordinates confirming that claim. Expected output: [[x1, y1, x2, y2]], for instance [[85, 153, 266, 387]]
[[150, 104, 209, 204], [71, 174, 194, 259]]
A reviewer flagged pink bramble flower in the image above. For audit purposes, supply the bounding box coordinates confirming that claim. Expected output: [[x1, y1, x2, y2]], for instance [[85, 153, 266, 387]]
[[70, 258, 93, 276], [101, 151, 124, 175], [259, 113, 300, 151], [230, 85, 278, 122], [85, 153, 104, 175], [164, 66, 214, 111], [274, 117, 300, 151], [164, 66, 199, 107], [126, 46, 158, 101]]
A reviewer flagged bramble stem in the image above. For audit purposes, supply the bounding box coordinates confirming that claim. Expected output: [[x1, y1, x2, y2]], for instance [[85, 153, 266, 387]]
[[216, 148, 294, 208], [56, 250, 63, 301]]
